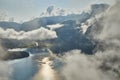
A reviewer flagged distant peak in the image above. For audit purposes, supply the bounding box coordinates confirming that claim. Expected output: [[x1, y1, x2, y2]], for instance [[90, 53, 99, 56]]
[[47, 6, 55, 14], [40, 6, 81, 17], [40, 3, 109, 17]]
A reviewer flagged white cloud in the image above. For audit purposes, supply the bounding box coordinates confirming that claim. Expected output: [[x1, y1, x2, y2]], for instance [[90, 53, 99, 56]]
[[0, 27, 57, 40], [47, 24, 64, 30], [95, 2, 120, 44], [0, 61, 12, 80], [60, 2, 120, 80], [60, 50, 116, 80], [0, 41, 12, 80]]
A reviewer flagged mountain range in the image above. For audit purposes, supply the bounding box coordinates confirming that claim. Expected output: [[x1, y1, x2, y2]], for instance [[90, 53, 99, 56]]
[[0, 3, 109, 54]]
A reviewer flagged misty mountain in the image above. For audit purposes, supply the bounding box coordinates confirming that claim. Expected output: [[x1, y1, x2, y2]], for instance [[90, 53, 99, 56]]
[[0, 21, 21, 31], [0, 4, 109, 31], [0, 3, 109, 54], [20, 4, 109, 31], [48, 20, 95, 54]]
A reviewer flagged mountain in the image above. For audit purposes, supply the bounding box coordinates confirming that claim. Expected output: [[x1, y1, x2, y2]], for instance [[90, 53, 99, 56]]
[[0, 4, 109, 31], [0, 3, 109, 54], [20, 4, 109, 31], [40, 6, 81, 17], [90, 4, 109, 16], [0, 21, 21, 31], [41, 4, 109, 17], [50, 20, 95, 54]]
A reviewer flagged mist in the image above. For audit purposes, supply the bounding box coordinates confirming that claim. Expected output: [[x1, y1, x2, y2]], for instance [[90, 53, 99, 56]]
[[61, 50, 116, 80], [60, 1, 120, 80], [96, 1, 120, 42], [0, 0, 119, 80], [0, 41, 12, 80]]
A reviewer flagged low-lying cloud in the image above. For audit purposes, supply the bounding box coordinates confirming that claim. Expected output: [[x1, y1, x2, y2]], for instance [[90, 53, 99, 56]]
[[61, 50, 117, 80], [0, 41, 12, 80], [60, 1, 120, 80], [0, 27, 57, 40], [96, 1, 120, 42], [0, 61, 12, 80]]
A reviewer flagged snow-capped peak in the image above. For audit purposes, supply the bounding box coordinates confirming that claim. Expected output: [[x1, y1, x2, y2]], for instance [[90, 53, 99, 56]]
[[40, 4, 109, 17], [46, 6, 57, 14], [40, 5, 81, 17]]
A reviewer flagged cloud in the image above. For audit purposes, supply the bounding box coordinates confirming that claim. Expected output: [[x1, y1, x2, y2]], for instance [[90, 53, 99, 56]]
[[0, 27, 57, 40], [60, 2, 120, 80], [47, 24, 64, 30], [60, 50, 117, 80], [95, 1, 120, 45], [0, 61, 12, 80], [0, 41, 12, 80]]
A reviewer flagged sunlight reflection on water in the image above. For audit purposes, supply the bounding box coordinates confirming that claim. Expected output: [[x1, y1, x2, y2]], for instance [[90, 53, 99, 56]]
[[33, 57, 59, 80]]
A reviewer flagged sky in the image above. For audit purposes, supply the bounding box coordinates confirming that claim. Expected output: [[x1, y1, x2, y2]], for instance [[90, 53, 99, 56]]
[[0, 0, 114, 22]]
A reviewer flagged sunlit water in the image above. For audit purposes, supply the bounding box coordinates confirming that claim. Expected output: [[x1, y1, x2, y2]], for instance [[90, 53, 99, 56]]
[[33, 57, 59, 80], [9, 53, 61, 80]]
